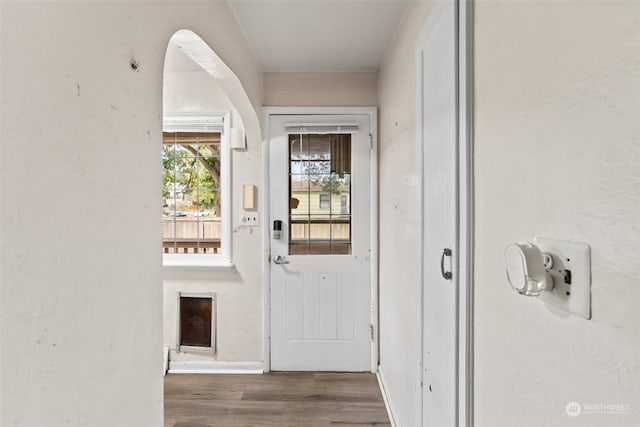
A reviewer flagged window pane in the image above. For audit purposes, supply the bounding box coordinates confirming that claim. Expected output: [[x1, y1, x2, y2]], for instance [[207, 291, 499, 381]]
[[319, 193, 331, 210], [162, 218, 175, 253], [309, 243, 332, 255], [200, 219, 220, 254], [334, 191, 350, 215], [289, 243, 310, 255], [290, 135, 309, 160], [198, 142, 221, 160], [308, 216, 330, 255], [290, 218, 309, 241], [176, 143, 196, 158], [331, 221, 351, 255], [289, 215, 309, 255], [308, 135, 330, 160], [290, 175, 309, 216], [163, 131, 222, 256], [290, 160, 306, 175], [309, 175, 331, 212], [309, 217, 330, 239], [288, 134, 351, 256], [306, 160, 331, 175]]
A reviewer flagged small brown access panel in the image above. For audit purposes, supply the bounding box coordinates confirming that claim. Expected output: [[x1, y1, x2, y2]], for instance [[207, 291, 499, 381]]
[[179, 296, 213, 348]]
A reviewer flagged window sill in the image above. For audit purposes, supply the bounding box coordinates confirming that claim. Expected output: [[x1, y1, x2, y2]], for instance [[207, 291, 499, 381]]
[[163, 262, 235, 271], [163, 255, 234, 271], [163, 263, 234, 271]]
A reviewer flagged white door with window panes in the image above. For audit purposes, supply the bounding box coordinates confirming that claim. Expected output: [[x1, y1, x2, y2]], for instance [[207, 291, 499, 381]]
[[269, 114, 373, 371]]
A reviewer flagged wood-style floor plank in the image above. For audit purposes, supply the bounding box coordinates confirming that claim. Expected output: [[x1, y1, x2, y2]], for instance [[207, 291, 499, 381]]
[[164, 372, 391, 427]]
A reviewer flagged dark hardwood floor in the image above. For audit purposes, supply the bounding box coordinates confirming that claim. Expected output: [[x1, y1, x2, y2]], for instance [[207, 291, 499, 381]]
[[164, 372, 391, 427]]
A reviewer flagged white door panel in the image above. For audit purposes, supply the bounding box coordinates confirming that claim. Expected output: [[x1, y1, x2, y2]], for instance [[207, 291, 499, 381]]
[[420, 1, 458, 426], [269, 114, 372, 371]]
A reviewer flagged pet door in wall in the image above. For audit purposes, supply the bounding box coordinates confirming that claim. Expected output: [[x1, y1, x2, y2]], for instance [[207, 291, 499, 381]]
[[177, 292, 216, 354]]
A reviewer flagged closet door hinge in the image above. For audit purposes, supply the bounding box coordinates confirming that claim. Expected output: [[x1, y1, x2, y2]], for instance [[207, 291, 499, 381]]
[[369, 133, 374, 150], [368, 323, 375, 342]]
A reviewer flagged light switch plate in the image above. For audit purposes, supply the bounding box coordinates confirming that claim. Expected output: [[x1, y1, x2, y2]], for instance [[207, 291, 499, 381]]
[[534, 237, 591, 319], [240, 211, 259, 227]]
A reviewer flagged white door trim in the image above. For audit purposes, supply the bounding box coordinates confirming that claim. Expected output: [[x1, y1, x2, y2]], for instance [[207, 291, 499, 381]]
[[416, 0, 474, 425], [261, 106, 378, 373], [459, 1, 474, 425]]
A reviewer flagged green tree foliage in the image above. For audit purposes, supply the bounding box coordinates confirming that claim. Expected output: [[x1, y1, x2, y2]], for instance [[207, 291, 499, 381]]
[[163, 143, 220, 214], [304, 156, 350, 195]]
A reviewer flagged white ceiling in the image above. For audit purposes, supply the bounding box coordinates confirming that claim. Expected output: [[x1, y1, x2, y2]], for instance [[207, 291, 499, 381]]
[[229, 0, 409, 72]]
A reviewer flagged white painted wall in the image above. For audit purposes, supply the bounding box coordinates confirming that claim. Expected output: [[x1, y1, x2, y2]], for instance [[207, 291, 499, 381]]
[[474, 2, 640, 426], [377, 2, 435, 426], [380, 1, 640, 426], [264, 72, 378, 106], [0, 1, 262, 425], [3, 1, 637, 426], [162, 55, 263, 363]]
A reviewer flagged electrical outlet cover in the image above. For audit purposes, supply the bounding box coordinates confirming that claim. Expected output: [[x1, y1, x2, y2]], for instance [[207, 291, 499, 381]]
[[533, 237, 591, 319]]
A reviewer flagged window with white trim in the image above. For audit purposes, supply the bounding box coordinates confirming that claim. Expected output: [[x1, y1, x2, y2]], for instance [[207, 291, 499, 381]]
[[162, 114, 230, 267], [319, 193, 331, 210]]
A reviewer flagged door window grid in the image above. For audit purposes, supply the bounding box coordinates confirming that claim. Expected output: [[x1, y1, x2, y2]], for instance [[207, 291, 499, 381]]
[[288, 134, 351, 255]]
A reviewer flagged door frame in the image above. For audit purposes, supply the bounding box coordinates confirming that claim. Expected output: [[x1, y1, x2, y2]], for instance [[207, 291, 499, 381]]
[[416, 0, 474, 426], [261, 106, 379, 373]]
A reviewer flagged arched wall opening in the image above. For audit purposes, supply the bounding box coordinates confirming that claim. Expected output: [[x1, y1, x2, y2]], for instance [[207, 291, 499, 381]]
[[161, 30, 264, 372], [166, 30, 261, 143]]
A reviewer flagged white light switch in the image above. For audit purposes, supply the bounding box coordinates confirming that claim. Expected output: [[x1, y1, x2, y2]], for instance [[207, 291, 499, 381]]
[[533, 237, 591, 320], [240, 211, 259, 227]]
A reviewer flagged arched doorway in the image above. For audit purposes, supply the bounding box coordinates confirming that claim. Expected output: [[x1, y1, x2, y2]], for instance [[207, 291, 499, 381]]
[[161, 30, 263, 374]]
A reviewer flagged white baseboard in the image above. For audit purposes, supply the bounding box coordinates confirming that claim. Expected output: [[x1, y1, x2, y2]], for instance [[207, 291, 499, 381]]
[[163, 346, 169, 376], [377, 369, 399, 427], [168, 360, 264, 374]]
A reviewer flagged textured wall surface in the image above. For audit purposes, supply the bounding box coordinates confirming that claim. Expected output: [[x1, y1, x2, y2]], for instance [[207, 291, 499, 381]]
[[0, 2, 262, 425], [377, 1, 435, 425], [264, 72, 378, 107], [475, 1, 640, 426]]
